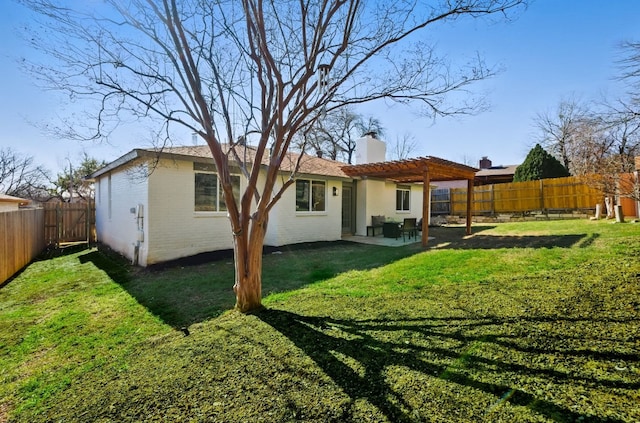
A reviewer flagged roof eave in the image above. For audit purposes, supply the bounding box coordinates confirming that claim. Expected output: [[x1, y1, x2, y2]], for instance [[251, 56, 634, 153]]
[[89, 149, 147, 179]]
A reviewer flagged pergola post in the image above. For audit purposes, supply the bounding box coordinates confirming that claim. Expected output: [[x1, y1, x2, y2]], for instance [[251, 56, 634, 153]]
[[466, 178, 473, 236], [422, 167, 430, 246]]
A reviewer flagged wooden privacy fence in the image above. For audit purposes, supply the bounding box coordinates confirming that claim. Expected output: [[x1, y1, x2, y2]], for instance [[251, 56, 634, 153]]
[[449, 176, 604, 216], [43, 201, 96, 246], [1, 208, 45, 284]]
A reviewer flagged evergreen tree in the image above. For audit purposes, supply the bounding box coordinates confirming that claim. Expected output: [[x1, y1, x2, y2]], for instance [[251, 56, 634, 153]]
[[514, 144, 570, 182]]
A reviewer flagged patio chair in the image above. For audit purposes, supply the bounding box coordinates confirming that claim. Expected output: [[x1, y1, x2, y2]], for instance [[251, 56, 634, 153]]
[[401, 218, 417, 241], [367, 215, 385, 236]]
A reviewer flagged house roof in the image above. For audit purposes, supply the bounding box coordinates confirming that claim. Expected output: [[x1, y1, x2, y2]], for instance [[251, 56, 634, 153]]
[[475, 164, 519, 178], [90, 145, 351, 180], [0, 193, 30, 204], [91, 144, 480, 184], [341, 156, 478, 183], [474, 164, 519, 185]]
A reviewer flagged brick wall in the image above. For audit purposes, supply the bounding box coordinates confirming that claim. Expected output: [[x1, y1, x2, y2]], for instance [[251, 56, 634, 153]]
[[354, 179, 424, 236], [97, 156, 352, 266], [95, 163, 148, 264], [146, 159, 234, 265], [265, 176, 343, 246]]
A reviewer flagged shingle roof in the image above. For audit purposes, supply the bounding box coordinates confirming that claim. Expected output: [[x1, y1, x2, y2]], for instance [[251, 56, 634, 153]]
[[153, 145, 349, 178], [475, 164, 519, 177], [92, 144, 350, 179]]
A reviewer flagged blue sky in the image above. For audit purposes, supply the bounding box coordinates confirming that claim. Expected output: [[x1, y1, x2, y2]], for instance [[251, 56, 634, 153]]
[[1, 1, 639, 174]]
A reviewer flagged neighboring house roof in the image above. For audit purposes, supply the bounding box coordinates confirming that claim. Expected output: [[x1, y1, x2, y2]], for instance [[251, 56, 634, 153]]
[[475, 164, 519, 185], [90, 145, 350, 180], [0, 193, 30, 204]]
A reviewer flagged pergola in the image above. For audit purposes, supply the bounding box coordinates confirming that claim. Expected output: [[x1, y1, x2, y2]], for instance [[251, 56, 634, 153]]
[[341, 156, 477, 246]]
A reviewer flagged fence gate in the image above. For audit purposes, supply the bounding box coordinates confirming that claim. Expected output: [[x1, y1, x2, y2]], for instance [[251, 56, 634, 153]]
[[44, 201, 96, 246]]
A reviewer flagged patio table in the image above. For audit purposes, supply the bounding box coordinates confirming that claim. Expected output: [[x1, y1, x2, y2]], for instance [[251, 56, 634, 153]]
[[382, 221, 401, 238]]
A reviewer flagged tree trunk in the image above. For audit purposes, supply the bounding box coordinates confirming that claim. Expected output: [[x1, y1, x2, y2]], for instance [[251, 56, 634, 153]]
[[605, 196, 614, 218], [233, 221, 266, 313]]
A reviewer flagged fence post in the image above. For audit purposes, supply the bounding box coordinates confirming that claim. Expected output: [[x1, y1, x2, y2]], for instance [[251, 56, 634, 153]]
[[540, 179, 545, 216], [56, 203, 61, 248], [86, 200, 91, 245], [490, 184, 495, 216]]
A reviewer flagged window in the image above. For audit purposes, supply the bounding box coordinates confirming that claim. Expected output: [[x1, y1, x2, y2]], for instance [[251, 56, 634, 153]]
[[194, 163, 240, 212], [296, 179, 326, 212], [396, 185, 410, 211]]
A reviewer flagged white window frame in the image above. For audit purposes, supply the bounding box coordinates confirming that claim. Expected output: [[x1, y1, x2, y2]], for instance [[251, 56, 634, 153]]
[[295, 179, 326, 213], [396, 185, 411, 212], [194, 163, 240, 213]]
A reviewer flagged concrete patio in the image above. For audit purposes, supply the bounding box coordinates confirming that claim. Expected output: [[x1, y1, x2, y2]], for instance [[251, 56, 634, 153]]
[[342, 234, 434, 247]]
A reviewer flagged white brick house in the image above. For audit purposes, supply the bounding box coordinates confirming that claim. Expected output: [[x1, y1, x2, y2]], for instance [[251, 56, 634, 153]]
[[90, 135, 473, 266], [91, 144, 354, 266]]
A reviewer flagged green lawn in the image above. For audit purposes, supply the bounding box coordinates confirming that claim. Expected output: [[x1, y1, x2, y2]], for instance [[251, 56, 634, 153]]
[[1, 220, 639, 422]]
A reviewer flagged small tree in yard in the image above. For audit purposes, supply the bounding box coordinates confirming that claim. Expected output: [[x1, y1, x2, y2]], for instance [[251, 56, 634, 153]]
[[20, 0, 526, 312], [514, 144, 570, 182], [52, 154, 107, 202]]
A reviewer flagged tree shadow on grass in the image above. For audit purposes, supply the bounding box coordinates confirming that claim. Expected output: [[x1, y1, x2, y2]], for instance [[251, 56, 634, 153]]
[[73, 226, 590, 330], [259, 309, 634, 422], [75, 242, 425, 329], [427, 225, 589, 250]]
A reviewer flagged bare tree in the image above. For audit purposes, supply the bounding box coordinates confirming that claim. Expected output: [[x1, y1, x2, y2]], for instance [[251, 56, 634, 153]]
[[0, 148, 50, 200], [534, 97, 593, 173], [582, 99, 640, 209], [612, 41, 640, 204], [389, 132, 419, 161], [21, 0, 526, 312], [618, 41, 640, 103], [534, 42, 640, 213], [545, 97, 640, 216], [300, 107, 384, 163], [570, 41, 640, 208]]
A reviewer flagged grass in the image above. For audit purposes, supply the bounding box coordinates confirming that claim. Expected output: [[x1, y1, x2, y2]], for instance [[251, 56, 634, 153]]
[[1, 219, 639, 422]]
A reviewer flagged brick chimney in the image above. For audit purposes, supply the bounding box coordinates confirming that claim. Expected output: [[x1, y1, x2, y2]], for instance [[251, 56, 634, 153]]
[[479, 156, 492, 169]]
